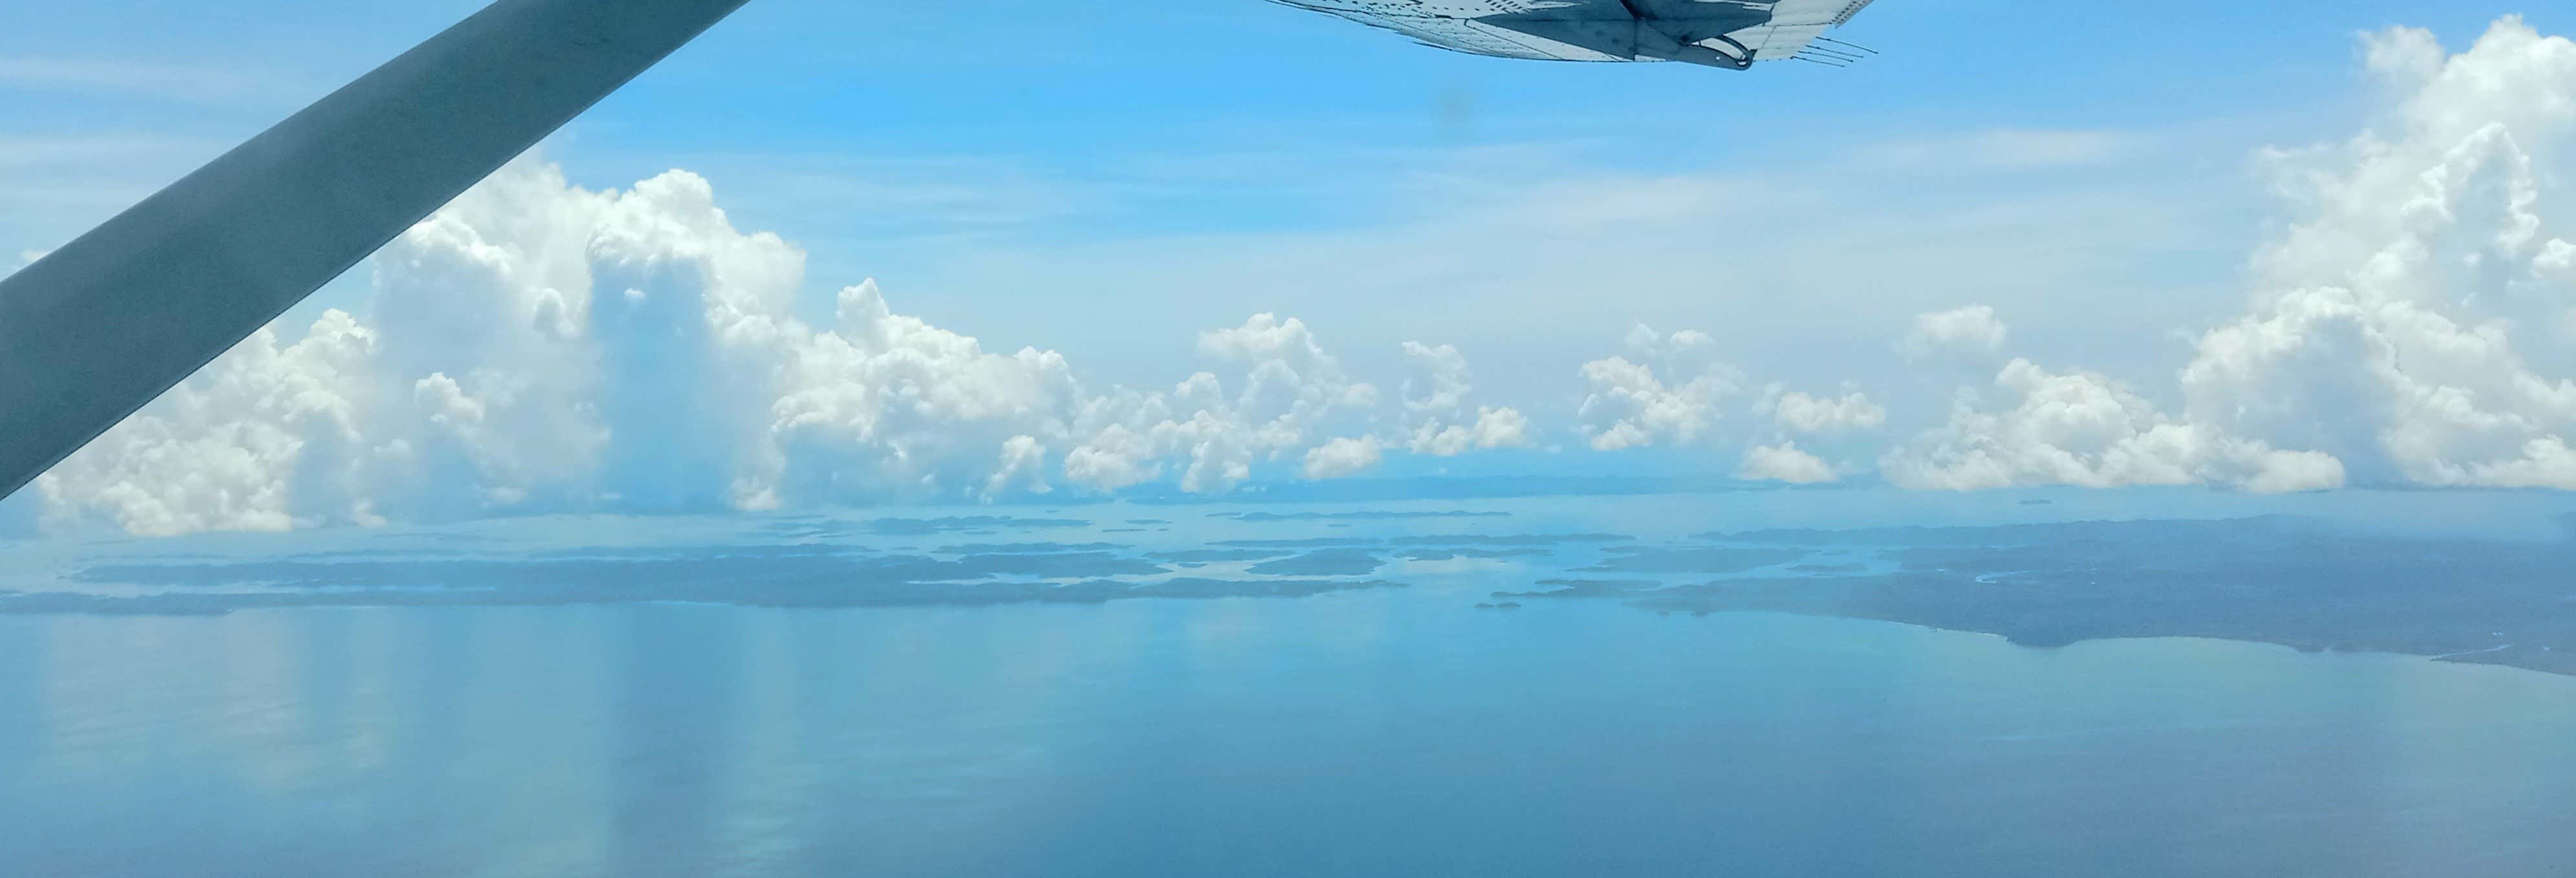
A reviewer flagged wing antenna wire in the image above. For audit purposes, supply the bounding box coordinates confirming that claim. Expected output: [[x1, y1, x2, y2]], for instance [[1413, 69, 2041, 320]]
[[1816, 36, 1878, 54]]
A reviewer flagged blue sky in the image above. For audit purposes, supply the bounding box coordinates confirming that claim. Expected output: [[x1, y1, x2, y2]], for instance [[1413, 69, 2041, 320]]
[[5, 2, 2575, 535]]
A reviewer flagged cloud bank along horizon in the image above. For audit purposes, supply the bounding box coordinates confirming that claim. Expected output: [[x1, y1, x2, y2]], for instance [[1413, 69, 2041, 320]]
[[11, 16, 2576, 537]]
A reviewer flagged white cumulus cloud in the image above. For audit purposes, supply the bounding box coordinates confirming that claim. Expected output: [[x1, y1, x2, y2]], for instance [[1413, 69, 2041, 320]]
[[1399, 341, 1531, 456], [1763, 387, 1887, 436], [36, 312, 389, 535], [1576, 324, 1744, 451], [1738, 442, 1838, 484], [1898, 305, 2008, 362], [1883, 359, 2343, 493], [1886, 17, 2576, 494], [27, 16, 2576, 531], [1302, 435, 1384, 479], [2180, 17, 2576, 488], [29, 159, 1489, 535]]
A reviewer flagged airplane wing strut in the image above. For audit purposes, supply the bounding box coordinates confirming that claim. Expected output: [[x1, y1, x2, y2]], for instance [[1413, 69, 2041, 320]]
[[0, 0, 751, 500]]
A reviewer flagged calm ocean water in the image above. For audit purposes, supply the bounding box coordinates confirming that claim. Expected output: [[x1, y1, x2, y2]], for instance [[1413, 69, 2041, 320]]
[[6, 489, 2576, 876]]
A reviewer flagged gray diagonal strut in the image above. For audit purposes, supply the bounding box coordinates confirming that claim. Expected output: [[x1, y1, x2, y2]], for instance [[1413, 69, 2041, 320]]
[[0, 0, 753, 500]]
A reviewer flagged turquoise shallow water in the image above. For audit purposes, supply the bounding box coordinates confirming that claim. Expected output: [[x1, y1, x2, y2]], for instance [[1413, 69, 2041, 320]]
[[8, 489, 2576, 876]]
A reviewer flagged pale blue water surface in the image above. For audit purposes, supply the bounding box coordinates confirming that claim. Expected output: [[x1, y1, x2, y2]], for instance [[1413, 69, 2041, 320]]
[[6, 489, 2576, 877]]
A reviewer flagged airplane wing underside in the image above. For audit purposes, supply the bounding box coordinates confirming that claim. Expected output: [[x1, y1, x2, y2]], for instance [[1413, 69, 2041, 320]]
[[1272, 0, 1622, 61], [1271, 0, 1878, 69], [1728, 0, 1878, 60]]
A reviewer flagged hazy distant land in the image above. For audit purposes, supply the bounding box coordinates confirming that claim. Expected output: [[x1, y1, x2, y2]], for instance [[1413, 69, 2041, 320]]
[[12, 506, 2576, 676], [1565, 517, 2576, 676]]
